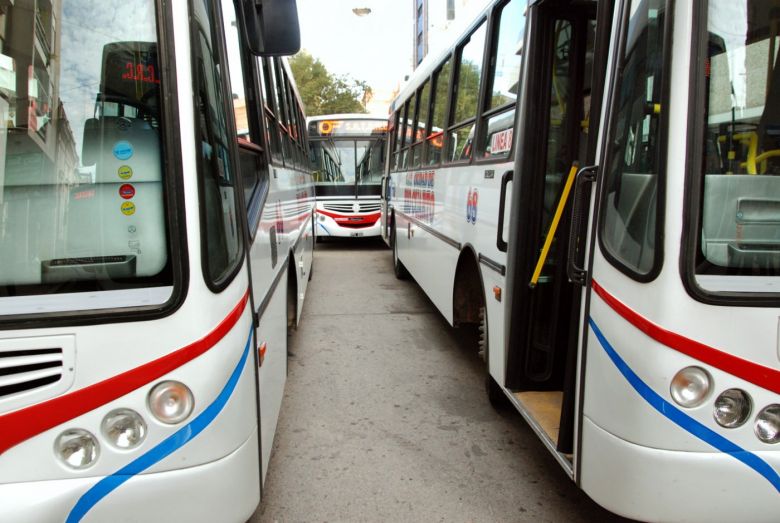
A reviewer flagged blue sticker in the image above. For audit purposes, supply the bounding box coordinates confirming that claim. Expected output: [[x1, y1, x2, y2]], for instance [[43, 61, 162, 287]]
[[113, 141, 134, 160]]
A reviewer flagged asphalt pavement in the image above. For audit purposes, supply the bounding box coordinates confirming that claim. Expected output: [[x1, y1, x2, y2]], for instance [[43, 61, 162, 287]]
[[251, 237, 631, 522]]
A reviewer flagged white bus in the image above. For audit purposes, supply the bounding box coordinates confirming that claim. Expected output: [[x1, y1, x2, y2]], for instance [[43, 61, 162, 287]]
[[382, 0, 780, 520], [307, 115, 387, 239], [0, 0, 313, 521]]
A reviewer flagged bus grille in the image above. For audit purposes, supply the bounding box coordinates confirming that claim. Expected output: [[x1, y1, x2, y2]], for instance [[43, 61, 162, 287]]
[[0, 348, 63, 398], [322, 202, 381, 214]]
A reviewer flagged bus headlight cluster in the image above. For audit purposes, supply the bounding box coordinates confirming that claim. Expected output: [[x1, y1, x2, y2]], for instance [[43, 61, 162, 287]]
[[54, 429, 99, 469], [713, 389, 751, 428], [755, 404, 780, 444], [148, 381, 194, 424], [102, 409, 147, 449], [670, 367, 711, 408]]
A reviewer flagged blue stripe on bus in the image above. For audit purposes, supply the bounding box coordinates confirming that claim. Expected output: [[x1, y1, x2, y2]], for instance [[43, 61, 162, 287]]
[[317, 222, 330, 236], [66, 327, 254, 523], [589, 318, 780, 493]]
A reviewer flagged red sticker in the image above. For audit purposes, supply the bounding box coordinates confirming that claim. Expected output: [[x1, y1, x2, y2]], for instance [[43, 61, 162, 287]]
[[119, 184, 136, 200]]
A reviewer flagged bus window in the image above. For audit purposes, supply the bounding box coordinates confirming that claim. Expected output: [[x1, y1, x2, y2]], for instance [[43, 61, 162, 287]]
[[479, 0, 525, 159], [448, 21, 487, 162], [426, 58, 451, 166], [0, 0, 172, 299], [693, 0, 780, 290], [193, 0, 242, 284], [411, 81, 430, 167], [600, 0, 667, 277], [402, 93, 417, 169]]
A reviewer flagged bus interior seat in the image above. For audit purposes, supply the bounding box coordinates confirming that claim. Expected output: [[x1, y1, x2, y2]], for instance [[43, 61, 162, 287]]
[[702, 174, 780, 268], [603, 172, 655, 271], [0, 116, 166, 286]]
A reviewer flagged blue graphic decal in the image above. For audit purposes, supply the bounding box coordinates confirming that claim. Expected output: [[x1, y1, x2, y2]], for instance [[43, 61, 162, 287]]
[[66, 327, 254, 522], [112, 141, 134, 160], [317, 222, 331, 236], [589, 318, 780, 493]]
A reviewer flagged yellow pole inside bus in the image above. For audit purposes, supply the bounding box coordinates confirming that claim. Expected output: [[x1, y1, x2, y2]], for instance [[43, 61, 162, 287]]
[[529, 162, 579, 288]]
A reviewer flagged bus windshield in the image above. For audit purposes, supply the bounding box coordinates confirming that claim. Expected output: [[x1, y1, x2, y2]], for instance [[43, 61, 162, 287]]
[[0, 0, 173, 314], [695, 0, 780, 292]]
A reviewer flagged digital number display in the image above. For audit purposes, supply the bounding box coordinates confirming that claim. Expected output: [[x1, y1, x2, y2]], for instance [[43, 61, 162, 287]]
[[121, 62, 160, 84], [309, 119, 388, 137], [100, 42, 160, 112]]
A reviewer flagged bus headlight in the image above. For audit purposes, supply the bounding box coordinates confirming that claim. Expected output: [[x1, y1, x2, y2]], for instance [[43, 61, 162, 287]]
[[55, 429, 99, 469], [102, 409, 147, 449], [148, 381, 194, 424], [754, 404, 780, 444], [713, 389, 751, 428], [670, 367, 711, 408]]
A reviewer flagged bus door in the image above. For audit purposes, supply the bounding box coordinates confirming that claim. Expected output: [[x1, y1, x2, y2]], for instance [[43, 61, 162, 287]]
[[504, 0, 602, 456]]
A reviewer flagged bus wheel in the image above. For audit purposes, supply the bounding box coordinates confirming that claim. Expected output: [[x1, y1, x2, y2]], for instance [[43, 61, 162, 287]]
[[391, 220, 409, 280], [479, 306, 506, 408]]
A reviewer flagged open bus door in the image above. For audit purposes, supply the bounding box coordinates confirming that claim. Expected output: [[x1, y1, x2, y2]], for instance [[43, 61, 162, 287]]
[[503, 0, 611, 462]]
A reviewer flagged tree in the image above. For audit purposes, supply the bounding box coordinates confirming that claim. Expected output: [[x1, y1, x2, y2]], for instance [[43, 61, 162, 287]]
[[289, 51, 372, 116]]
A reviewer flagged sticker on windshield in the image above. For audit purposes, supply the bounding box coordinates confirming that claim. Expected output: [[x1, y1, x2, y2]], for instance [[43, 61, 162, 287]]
[[113, 141, 134, 160], [121, 201, 136, 216], [118, 165, 133, 180], [119, 184, 136, 200]]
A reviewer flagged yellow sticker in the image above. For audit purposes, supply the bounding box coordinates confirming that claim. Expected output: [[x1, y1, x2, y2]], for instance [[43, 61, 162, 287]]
[[121, 201, 136, 216], [118, 165, 133, 180]]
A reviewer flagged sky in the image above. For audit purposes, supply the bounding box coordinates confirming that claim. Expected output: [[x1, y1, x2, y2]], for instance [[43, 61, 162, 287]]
[[295, 0, 414, 112]]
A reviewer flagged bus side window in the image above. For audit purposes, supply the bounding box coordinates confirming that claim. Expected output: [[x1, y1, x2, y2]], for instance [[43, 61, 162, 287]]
[[447, 20, 487, 163], [221, 0, 268, 227], [478, 0, 525, 159], [427, 58, 451, 166], [600, 0, 667, 277], [193, 0, 243, 285]]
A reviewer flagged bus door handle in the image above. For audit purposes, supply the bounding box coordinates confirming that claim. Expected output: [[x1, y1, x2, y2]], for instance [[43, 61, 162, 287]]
[[567, 165, 598, 286], [496, 170, 513, 252]]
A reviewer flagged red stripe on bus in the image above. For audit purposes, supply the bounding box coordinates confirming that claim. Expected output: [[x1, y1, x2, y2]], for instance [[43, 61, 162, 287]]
[[0, 291, 250, 456], [591, 280, 780, 395], [316, 209, 381, 224]]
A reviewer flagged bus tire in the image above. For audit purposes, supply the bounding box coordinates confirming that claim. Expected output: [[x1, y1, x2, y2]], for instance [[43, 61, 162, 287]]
[[391, 219, 409, 280]]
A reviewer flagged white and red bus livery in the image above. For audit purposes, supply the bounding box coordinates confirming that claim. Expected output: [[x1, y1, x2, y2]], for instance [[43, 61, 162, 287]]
[[383, 0, 780, 521], [0, 0, 313, 521], [307, 115, 387, 239]]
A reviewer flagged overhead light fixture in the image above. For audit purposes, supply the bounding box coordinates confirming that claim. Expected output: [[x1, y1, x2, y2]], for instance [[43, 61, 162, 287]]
[[352, 7, 371, 17]]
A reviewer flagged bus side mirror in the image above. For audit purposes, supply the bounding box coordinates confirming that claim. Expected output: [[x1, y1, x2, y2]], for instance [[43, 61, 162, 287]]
[[239, 0, 301, 56], [82, 118, 99, 166]]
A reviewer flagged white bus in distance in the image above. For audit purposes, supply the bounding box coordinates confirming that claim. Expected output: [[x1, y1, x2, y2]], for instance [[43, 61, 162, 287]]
[[308, 114, 387, 239], [0, 0, 313, 521], [382, 0, 780, 521]]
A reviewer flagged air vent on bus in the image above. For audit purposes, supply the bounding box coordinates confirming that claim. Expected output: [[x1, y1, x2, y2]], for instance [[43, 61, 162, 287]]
[[323, 203, 356, 213], [322, 202, 381, 214], [0, 348, 63, 399]]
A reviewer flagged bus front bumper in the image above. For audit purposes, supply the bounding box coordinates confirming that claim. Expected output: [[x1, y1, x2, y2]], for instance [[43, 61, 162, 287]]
[[0, 429, 260, 523], [581, 416, 780, 523]]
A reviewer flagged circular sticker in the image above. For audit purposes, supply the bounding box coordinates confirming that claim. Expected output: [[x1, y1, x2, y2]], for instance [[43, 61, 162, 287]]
[[119, 184, 136, 200], [118, 165, 133, 180], [113, 141, 134, 161], [121, 201, 136, 216]]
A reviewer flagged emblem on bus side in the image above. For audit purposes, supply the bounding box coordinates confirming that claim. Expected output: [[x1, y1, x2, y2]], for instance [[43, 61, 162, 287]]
[[466, 188, 478, 225]]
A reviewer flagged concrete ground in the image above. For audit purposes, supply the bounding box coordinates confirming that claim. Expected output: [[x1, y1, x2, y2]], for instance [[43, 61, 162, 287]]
[[251, 238, 630, 523]]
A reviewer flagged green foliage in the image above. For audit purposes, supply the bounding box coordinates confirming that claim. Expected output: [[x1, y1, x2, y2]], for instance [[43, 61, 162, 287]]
[[289, 51, 372, 116]]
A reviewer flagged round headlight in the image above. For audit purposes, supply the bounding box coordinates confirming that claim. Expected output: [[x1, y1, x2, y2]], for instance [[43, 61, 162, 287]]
[[102, 409, 147, 449], [713, 389, 751, 428], [670, 367, 711, 408], [755, 404, 780, 444], [54, 429, 99, 470], [148, 381, 194, 424]]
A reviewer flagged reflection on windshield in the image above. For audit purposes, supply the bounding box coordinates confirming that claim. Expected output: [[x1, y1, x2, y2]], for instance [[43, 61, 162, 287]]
[[697, 0, 780, 284], [0, 0, 171, 304], [309, 139, 384, 186]]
